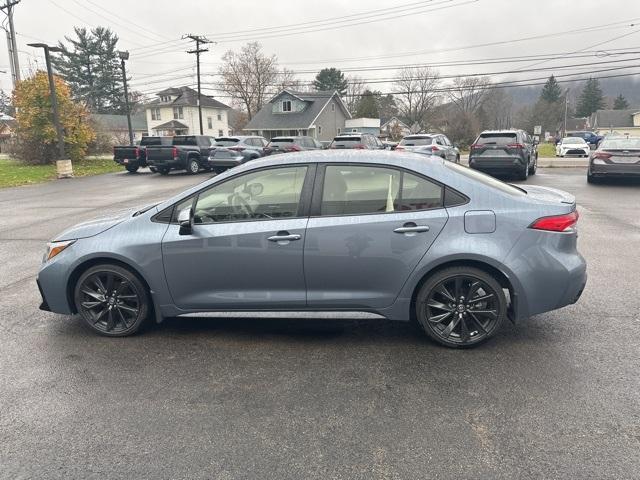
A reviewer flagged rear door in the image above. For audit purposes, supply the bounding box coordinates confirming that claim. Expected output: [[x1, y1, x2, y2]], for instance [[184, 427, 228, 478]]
[[304, 164, 449, 309]]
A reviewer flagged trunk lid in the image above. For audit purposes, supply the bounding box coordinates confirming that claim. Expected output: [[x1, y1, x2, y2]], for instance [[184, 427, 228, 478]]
[[516, 184, 576, 206]]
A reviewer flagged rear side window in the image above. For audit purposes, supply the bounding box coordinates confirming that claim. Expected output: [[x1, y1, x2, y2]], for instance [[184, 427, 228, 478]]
[[172, 136, 197, 146], [475, 133, 518, 145], [320, 166, 443, 216], [400, 136, 433, 146]]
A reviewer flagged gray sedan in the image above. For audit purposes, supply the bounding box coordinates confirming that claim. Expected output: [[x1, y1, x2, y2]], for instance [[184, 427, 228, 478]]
[[37, 151, 586, 348]]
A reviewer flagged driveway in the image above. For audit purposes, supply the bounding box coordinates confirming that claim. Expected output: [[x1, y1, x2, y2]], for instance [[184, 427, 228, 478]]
[[1, 168, 639, 479]]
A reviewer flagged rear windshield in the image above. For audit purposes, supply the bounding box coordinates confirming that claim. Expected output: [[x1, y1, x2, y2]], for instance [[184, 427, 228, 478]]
[[216, 138, 240, 146], [562, 137, 586, 144], [600, 137, 640, 150], [172, 136, 197, 146], [333, 136, 362, 142], [140, 137, 166, 146], [269, 138, 294, 144], [399, 136, 433, 146], [446, 162, 526, 197], [475, 133, 518, 145]]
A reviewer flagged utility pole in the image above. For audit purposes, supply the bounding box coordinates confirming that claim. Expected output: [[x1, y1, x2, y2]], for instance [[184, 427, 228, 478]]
[[563, 88, 570, 137], [28, 43, 65, 160], [118, 50, 134, 145], [1, 0, 21, 88], [183, 34, 211, 135]]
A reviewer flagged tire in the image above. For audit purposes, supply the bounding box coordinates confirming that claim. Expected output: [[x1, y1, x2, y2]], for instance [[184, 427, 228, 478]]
[[456, 154, 461, 163], [528, 155, 537, 175], [125, 164, 139, 173], [158, 168, 170, 175], [516, 162, 529, 181], [74, 264, 150, 337], [415, 266, 507, 348], [187, 158, 200, 175], [149, 167, 158, 173]]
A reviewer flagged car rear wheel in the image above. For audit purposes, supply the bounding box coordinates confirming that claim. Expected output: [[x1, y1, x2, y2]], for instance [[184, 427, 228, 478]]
[[528, 155, 537, 175], [125, 164, 139, 173], [416, 267, 507, 348], [516, 162, 529, 181], [74, 264, 150, 337], [158, 168, 170, 175], [187, 158, 200, 175]]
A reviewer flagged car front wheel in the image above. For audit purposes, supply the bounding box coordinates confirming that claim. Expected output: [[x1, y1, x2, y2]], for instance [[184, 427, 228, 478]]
[[415, 267, 507, 348], [74, 264, 150, 337]]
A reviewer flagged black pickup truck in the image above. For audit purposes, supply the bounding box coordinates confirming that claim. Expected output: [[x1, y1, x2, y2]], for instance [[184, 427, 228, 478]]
[[146, 135, 217, 175], [113, 136, 171, 173]]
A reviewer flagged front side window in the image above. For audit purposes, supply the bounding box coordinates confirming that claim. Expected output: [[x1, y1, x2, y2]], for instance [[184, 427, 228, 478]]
[[282, 100, 292, 112], [207, 117, 213, 129], [151, 108, 161, 121], [194, 166, 308, 223]]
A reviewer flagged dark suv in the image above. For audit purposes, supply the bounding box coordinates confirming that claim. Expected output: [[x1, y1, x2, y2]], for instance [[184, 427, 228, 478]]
[[267, 136, 323, 154], [329, 133, 385, 150], [469, 130, 537, 180]]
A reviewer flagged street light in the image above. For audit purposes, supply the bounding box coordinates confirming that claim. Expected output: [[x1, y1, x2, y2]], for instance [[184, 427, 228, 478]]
[[28, 43, 67, 164], [118, 50, 134, 146]]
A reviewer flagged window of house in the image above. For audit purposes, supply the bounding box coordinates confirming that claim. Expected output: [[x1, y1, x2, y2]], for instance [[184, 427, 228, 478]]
[[173, 107, 183, 119], [331, 103, 335, 112], [218, 129, 224, 137], [320, 165, 443, 216], [217, 112, 222, 121], [207, 117, 213, 129], [151, 108, 161, 121], [193, 166, 308, 223], [318, 125, 322, 135], [282, 100, 292, 112]]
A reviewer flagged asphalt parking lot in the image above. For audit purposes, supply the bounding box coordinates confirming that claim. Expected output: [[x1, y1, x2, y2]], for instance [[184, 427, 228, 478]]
[[1, 167, 639, 479]]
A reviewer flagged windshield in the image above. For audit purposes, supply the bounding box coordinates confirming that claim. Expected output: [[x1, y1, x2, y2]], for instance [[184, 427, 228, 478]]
[[216, 138, 240, 146], [446, 162, 526, 197], [600, 137, 640, 149], [562, 137, 586, 145], [333, 136, 362, 142], [400, 136, 433, 146], [475, 133, 518, 145]]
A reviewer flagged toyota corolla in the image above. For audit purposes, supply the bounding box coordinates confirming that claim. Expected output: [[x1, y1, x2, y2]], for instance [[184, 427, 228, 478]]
[[37, 151, 587, 348]]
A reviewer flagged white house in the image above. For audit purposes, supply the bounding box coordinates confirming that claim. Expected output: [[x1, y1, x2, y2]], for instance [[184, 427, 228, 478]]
[[145, 86, 231, 137]]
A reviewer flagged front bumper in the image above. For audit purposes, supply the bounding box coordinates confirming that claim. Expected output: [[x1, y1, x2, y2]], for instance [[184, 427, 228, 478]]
[[558, 149, 589, 156]]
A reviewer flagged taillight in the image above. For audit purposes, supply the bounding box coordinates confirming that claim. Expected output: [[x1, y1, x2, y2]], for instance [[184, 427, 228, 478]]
[[470, 144, 483, 150], [172, 147, 178, 158], [592, 152, 611, 160], [228, 146, 245, 152], [507, 143, 525, 149], [285, 144, 301, 152], [353, 144, 366, 149], [529, 211, 579, 232], [431, 145, 440, 151], [134, 147, 140, 159], [395, 145, 404, 151]]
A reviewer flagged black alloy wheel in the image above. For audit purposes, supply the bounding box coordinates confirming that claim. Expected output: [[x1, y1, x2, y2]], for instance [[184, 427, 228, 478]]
[[74, 264, 149, 336], [416, 267, 506, 348]]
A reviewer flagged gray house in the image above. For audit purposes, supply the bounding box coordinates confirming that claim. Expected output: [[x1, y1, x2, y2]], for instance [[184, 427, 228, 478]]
[[244, 89, 351, 141]]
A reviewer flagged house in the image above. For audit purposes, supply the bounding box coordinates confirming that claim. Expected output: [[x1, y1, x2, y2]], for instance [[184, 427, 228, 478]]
[[91, 113, 148, 144], [145, 86, 230, 137], [243, 89, 351, 141], [380, 116, 411, 140], [0, 113, 16, 152], [345, 118, 380, 135], [589, 109, 640, 137]]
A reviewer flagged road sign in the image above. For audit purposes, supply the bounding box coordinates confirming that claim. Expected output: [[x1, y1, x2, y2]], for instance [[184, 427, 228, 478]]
[[534, 125, 542, 135]]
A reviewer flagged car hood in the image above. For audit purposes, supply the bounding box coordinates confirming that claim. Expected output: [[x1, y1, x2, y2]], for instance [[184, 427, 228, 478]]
[[53, 208, 137, 241]]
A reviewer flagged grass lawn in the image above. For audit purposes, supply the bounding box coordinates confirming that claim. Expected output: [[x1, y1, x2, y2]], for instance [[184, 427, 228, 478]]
[[537, 143, 556, 158], [0, 156, 120, 188]]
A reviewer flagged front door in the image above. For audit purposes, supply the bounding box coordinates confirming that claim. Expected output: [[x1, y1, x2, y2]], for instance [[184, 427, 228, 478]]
[[304, 164, 449, 309], [162, 165, 312, 310]]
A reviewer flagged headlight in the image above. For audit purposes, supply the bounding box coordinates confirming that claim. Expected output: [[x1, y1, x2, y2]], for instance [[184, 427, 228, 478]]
[[43, 240, 76, 262]]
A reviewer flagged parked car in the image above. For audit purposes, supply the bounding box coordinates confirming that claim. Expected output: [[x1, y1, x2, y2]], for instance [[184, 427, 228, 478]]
[[206, 149, 246, 174], [146, 135, 217, 175], [113, 136, 172, 173], [587, 136, 640, 183], [37, 151, 586, 348], [266, 136, 323, 154], [213, 136, 269, 160], [329, 133, 385, 150], [567, 131, 602, 148], [556, 137, 590, 157], [469, 130, 537, 180], [396, 134, 460, 162]]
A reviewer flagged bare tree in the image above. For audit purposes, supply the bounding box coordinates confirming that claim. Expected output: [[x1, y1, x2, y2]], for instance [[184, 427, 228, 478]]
[[345, 75, 366, 115], [218, 42, 280, 120], [394, 67, 441, 132], [276, 67, 305, 92], [479, 88, 513, 130], [447, 76, 491, 115]]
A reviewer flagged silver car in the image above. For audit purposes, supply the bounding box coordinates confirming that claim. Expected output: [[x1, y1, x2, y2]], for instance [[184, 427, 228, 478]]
[[37, 151, 587, 348]]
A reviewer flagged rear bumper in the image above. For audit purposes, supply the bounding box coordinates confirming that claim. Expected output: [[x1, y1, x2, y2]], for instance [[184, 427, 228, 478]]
[[146, 158, 185, 170], [207, 158, 244, 168], [590, 163, 640, 177], [469, 156, 526, 173], [114, 158, 145, 167]]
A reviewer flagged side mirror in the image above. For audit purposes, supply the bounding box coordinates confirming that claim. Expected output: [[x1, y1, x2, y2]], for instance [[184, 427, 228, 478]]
[[178, 207, 193, 235]]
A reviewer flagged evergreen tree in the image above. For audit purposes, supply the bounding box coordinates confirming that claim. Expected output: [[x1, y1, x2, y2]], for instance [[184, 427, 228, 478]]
[[0, 89, 13, 116], [613, 94, 629, 110], [576, 78, 605, 117], [355, 90, 380, 118], [540, 75, 562, 103], [52, 27, 125, 114], [313, 68, 348, 95]]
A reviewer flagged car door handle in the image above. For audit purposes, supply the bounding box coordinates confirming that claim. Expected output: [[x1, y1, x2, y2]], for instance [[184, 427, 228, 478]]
[[394, 223, 430, 234], [267, 233, 301, 242]]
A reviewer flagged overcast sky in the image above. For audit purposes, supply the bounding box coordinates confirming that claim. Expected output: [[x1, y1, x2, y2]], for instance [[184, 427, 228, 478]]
[[2, 0, 640, 103]]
